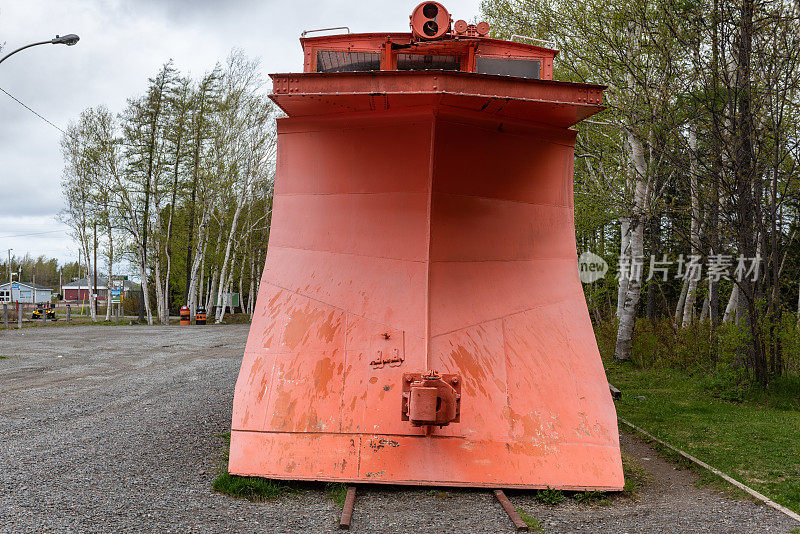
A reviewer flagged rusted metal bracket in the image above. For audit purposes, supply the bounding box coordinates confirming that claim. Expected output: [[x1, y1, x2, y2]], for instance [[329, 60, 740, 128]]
[[339, 485, 357, 530], [369, 349, 403, 368], [401, 371, 461, 427], [493, 489, 529, 532]]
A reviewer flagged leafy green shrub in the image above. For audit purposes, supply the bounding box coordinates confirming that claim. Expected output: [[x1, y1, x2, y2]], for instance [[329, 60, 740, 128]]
[[535, 487, 565, 505], [598, 310, 800, 394], [573, 490, 609, 504]]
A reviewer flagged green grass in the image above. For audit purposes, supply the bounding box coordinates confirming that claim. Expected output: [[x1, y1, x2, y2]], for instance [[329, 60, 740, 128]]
[[607, 361, 800, 513], [620, 451, 649, 497], [211, 431, 294, 502], [212, 471, 287, 501], [326, 482, 348, 507], [516, 507, 545, 532]]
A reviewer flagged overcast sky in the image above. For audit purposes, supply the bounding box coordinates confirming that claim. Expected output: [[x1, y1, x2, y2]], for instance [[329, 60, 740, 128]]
[[0, 0, 481, 270]]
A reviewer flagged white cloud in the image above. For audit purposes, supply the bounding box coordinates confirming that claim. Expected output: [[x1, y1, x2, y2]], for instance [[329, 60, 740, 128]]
[[0, 0, 482, 265]]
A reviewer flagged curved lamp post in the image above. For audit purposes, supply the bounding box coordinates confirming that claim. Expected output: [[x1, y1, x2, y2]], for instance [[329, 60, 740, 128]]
[[0, 34, 80, 65]]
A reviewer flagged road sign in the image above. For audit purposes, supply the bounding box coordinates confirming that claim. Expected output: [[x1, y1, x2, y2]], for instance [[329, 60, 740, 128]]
[[109, 289, 122, 304]]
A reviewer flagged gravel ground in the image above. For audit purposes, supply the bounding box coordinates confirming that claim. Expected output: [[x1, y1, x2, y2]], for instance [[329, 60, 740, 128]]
[[0, 324, 796, 533]]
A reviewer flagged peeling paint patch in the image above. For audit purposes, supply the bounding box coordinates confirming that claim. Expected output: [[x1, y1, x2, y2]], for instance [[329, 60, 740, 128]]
[[365, 470, 386, 478], [368, 437, 400, 452]]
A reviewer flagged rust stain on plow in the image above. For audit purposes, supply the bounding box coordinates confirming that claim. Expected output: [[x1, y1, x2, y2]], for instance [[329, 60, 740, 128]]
[[283, 305, 343, 350], [368, 437, 400, 452]]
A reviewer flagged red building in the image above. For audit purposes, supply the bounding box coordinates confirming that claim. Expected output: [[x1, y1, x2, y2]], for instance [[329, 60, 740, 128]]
[[62, 276, 136, 302]]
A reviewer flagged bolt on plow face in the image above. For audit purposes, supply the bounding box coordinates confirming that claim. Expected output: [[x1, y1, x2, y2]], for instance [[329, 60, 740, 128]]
[[228, 3, 623, 491]]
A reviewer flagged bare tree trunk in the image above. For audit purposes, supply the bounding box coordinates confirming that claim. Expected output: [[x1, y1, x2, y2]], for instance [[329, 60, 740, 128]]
[[724, 285, 740, 323], [616, 217, 631, 319], [187, 208, 212, 317], [226, 272, 235, 316], [682, 124, 701, 328], [198, 241, 206, 308], [248, 275, 255, 317], [162, 197, 175, 319], [237, 251, 246, 314], [152, 209, 169, 325], [208, 265, 219, 318], [675, 278, 689, 325], [248, 248, 256, 317], [92, 223, 99, 321], [137, 244, 153, 325], [163, 249, 172, 319], [215, 184, 249, 323], [81, 241, 97, 322], [615, 215, 644, 361], [699, 296, 710, 322], [105, 220, 113, 321], [217, 249, 237, 323], [615, 130, 648, 362], [153, 262, 166, 324]]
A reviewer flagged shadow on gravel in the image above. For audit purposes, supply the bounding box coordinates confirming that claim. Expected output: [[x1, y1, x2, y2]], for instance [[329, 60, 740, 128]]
[[210, 430, 646, 508]]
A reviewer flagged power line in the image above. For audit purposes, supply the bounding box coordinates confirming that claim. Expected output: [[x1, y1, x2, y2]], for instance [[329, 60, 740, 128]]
[[0, 229, 68, 239], [0, 86, 66, 135]]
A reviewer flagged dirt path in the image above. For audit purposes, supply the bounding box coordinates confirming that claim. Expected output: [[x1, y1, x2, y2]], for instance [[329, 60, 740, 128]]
[[505, 430, 795, 533], [0, 325, 795, 533]]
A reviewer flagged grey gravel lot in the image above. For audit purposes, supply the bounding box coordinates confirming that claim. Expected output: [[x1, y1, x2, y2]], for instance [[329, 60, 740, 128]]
[[0, 324, 796, 533]]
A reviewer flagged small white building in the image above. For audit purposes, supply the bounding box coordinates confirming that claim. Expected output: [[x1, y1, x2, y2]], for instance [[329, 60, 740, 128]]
[[0, 282, 53, 304]]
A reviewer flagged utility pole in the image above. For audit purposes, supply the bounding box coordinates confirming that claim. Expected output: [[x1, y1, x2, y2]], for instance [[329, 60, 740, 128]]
[[1, 250, 7, 328], [8, 249, 14, 326], [93, 222, 98, 319]]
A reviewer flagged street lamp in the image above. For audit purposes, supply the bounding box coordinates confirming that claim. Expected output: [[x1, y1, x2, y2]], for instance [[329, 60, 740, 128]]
[[0, 34, 80, 65]]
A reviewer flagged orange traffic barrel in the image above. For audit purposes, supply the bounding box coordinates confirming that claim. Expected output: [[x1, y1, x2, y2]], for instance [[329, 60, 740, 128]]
[[196, 306, 207, 326], [229, 2, 621, 491], [179, 305, 190, 326]]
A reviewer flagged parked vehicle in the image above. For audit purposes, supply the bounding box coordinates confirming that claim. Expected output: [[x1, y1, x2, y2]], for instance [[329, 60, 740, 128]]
[[31, 305, 57, 321]]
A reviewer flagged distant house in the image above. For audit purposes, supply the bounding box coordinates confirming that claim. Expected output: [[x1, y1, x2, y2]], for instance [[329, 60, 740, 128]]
[[62, 275, 137, 303], [0, 282, 53, 304]]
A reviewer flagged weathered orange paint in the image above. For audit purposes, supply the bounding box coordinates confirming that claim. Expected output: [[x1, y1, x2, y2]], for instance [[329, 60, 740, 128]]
[[229, 18, 623, 490]]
